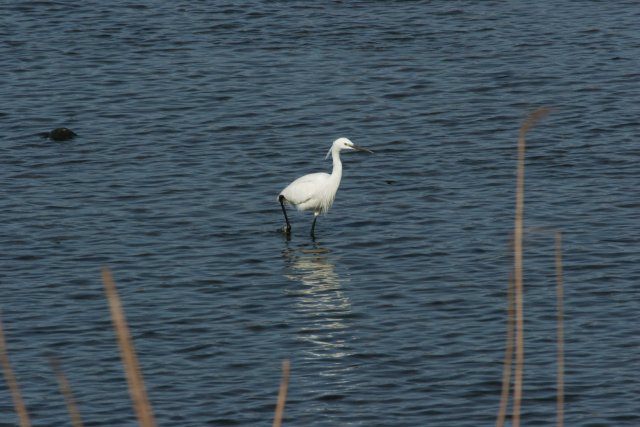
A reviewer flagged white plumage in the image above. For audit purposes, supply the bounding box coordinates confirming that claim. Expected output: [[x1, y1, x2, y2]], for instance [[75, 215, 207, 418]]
[[278, 137, 373, 237]]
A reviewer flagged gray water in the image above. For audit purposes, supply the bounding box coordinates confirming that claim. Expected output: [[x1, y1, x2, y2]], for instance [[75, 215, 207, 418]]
[[2, 1, 639, 426]]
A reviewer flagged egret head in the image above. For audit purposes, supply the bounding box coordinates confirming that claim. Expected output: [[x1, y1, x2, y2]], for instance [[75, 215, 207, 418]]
[[325, 137, 373, 159]]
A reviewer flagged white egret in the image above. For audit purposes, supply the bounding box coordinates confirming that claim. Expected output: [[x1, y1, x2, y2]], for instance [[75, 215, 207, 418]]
[[278, 137, 373, 237]]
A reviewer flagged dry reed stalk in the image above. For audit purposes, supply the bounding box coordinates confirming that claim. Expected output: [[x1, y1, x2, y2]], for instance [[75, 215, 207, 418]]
[[51, 357, 84, 427], [0, 314, 32, 427], [273, 359, 290, 427], [555, 231, 565, 427], [513, 107, 552, 427], [496, 271, 515, 427], [101, 267, 156, 427]]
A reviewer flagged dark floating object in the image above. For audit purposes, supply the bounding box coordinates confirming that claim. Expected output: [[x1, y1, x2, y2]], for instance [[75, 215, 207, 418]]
[[39, 127, 77, 141]]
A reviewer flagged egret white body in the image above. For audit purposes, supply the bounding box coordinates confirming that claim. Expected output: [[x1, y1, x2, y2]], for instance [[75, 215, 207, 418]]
[[278, 137, 372, 236]]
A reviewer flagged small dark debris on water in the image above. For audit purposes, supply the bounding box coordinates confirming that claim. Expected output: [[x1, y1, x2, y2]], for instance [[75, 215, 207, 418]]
[[39, 127, 77, 141]]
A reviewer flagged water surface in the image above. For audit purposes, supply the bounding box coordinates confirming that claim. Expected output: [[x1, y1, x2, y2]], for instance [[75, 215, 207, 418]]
[[1, 1, 639, 426]]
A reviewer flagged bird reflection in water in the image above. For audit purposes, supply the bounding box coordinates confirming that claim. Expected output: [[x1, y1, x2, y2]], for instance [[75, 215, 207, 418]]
[[283, 243, 352, 361]]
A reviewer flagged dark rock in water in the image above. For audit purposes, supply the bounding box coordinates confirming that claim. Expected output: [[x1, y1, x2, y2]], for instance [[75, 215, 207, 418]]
[[39, 127, 77, 141]]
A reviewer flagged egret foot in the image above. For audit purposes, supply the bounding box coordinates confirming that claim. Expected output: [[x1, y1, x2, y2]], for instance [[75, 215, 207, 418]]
[[279, 195, 292, 234], [310, 216, 318, 238]]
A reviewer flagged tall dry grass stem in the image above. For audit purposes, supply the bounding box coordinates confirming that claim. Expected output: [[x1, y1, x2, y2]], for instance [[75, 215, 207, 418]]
[[0, 314, 32, 427], [51, 357, 84, 427], [102, 267, 156, 427], [512, 107, 552, 427], [555, 231, 565, 427], [273, 359, 290, 427], [496, 271, 515, 427]]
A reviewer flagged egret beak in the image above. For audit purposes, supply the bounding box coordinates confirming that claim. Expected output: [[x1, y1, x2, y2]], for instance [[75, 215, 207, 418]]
[[352, 143, 373, 154]]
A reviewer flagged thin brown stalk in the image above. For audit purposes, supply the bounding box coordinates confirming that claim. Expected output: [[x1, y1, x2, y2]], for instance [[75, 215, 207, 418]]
[[496, 271, 515, 427], [0, 314, 32, 427], [51, 357, 84, 427], [555, 231, 565, 427], [102, 267, 156, 427], [513, 107, 552, 427], [273, 359, 290, 427]]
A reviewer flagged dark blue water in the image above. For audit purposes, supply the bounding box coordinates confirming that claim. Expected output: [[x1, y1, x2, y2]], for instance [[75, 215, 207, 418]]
[[2, 1, 639, 426]]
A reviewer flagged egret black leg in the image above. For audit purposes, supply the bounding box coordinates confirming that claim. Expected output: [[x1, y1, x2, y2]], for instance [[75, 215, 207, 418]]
[[310, 215, 318, 237], [279, 195, 291, 233]]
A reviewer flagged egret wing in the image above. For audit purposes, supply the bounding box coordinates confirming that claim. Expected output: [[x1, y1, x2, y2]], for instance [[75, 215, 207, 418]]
[[280, 172, 330, 209]]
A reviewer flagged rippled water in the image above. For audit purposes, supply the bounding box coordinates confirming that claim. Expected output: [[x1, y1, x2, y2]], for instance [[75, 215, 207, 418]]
[[2, 1, 639, 426]]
